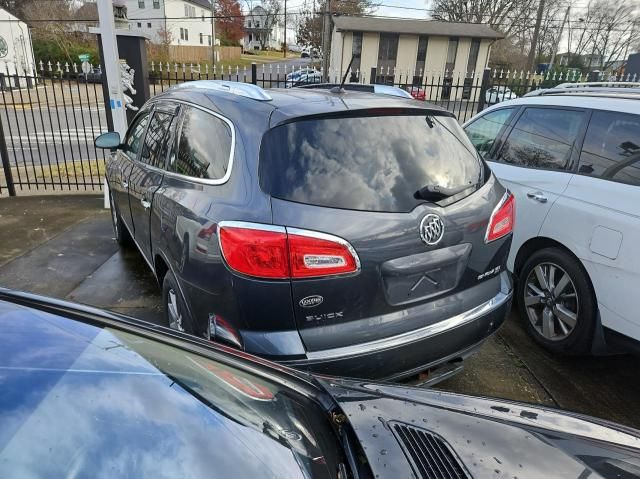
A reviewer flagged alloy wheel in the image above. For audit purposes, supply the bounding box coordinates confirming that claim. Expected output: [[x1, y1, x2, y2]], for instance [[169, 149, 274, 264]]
[[523, 262, 578, 341], [167, 289, 184, 332]]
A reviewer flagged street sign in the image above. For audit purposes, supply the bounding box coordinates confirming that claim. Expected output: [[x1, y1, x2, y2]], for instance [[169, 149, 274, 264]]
[[81, 61, 91, 75], [78, 53, 91, 63]]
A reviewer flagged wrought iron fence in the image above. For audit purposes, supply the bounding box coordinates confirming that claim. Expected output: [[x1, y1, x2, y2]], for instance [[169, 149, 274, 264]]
[[0, 61, 108, 196], [1, 58, 638, 196]]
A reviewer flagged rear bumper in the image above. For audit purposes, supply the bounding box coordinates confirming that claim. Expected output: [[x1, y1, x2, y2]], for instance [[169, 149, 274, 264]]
[[282, 273, 513, 381]]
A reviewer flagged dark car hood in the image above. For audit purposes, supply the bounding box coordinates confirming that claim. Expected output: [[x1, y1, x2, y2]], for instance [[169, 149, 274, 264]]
[[321, 378, 640, 478]]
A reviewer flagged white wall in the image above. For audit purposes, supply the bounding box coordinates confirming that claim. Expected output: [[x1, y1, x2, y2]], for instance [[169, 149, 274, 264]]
[[124, 0, 214, 46], [0, 9, 36, 87]]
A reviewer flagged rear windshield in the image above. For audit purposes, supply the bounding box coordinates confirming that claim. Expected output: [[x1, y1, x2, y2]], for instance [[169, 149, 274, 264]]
[[260, 114, 483, 213]]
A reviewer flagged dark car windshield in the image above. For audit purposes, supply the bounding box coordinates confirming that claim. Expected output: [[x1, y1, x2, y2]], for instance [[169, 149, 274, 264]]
[[260, 113, 483, 213], [0, 307, 341, 478]]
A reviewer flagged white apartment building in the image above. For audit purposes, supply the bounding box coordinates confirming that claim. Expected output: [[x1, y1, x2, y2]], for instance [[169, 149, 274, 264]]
[[123, 0, 215, 46]]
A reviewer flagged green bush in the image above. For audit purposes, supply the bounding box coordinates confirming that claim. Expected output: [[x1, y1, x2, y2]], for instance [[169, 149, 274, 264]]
[[32, 37, 100, 69]]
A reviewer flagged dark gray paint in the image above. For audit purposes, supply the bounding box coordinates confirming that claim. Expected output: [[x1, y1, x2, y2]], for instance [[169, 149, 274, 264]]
[[105, 84, 513, 379]]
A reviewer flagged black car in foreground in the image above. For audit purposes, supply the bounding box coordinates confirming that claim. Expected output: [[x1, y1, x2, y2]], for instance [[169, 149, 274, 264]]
[[1, 288, 640, 478], [96, 80, 514, 382]]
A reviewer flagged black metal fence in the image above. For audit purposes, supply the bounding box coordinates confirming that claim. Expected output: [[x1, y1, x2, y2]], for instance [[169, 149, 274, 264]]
[[2, 59, 638, 196], [0, 62, 108, 196]]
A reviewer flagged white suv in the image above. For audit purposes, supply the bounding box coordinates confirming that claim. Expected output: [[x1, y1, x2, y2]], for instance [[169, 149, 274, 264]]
[[463, 85, 640, 355]]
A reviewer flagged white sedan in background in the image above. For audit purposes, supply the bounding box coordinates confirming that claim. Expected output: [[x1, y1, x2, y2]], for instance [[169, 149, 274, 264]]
[[486, 86, 518, 105]]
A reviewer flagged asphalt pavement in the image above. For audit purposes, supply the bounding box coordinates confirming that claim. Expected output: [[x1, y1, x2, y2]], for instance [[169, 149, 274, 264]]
[[1, 194, 639, 430]]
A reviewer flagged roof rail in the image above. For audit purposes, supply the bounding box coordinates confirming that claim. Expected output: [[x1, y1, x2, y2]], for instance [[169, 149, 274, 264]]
[[170, 80, 272, 101], [524, 86, 640, 98], [554, 81, 640, 89]]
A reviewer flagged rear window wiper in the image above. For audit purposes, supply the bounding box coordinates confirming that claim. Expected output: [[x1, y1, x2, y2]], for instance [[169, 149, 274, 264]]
[[414, 184, 473, 202]]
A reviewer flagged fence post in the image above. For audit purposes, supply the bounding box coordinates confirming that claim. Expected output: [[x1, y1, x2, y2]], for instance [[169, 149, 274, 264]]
[[370, 66, 377, 85], [0, 117, 16, 196], [477, 68, 491, 113], [251, 63, 257, 85]]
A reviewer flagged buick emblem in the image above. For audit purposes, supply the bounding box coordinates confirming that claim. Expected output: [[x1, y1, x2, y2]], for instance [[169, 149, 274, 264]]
[[419, 214, 444, 246]]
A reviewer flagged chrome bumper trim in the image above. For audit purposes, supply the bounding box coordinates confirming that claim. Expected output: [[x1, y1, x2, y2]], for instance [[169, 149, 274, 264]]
[[305, 287, 512, 362]]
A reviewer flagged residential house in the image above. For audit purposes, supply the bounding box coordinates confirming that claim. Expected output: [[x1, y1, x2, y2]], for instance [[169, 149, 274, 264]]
[[0, 8, 36, 88], [243, 5, 283, 51], [556, 52, 604, 70], [330, 16, 502, 99], [123, 0, 215, 46]]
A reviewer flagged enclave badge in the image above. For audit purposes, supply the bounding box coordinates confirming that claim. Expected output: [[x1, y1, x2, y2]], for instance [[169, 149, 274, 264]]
[[299, 295, 323, 308]]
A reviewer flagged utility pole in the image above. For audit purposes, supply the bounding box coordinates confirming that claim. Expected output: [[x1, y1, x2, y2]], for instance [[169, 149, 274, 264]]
[[322, 0, 331, 80], [549, 5, 570, 69], [211, 0, 216, 67], [283, 0, 287, 58], [527, 0, 546, 72], [97, 0, 128, 207]]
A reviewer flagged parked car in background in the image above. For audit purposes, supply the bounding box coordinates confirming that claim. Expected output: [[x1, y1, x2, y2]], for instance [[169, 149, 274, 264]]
[[2, 288, 640, 479], [97, 80, 514, 382], [76, 67, 102, 83], [463, 84, 640, 356], [285, 71, 323, 87], [286, 67, 319, 83], [406, 85, 426, 101], [485, 86, 517, 105]]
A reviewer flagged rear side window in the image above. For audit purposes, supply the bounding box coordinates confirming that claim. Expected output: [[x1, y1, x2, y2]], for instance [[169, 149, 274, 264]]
[[140, 111, 175, 168], [464, 108, 515, 158], [260, 114, 483, 213], [579, 111, 640, 186], [497, 108, 585, 170], [170, 107, 233, 180]]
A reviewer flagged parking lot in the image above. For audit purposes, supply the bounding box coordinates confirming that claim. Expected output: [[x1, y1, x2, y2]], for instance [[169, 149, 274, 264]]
[[2, 194, 639, 429]]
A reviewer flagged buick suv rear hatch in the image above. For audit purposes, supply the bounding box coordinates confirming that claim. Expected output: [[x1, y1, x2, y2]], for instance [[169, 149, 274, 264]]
[[258, 110, 512, 353]]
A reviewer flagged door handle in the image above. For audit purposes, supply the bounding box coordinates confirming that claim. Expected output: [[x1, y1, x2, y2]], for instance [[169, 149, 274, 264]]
[[141, 198, 151, 210], [527, 192, 548, 203]]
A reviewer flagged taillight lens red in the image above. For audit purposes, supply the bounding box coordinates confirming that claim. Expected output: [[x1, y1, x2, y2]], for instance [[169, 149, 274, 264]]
[[218, 223, 359, 279], [288, 233, 359, 278], [486, 193, 515, 243], [218, 227, 289, 278]]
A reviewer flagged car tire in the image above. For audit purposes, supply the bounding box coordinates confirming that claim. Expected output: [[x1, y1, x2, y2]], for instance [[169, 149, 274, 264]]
[[109, 192, 131, 246], [162, 269, 194, 334], [517, 247, 596, 355]]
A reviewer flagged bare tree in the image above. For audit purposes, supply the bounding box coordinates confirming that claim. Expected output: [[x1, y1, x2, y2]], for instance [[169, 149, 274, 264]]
[[22, 0, 76, 61], [585, 0, 637, 69]]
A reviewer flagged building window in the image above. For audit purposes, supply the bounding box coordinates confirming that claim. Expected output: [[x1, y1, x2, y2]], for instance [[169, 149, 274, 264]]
[[349, 32, 362, 82], [200, 33, 204, 44], [147, 22, 152, 28], [248, 20, 252, 27], [185, 4, 188, 16], [180, 28, 189, 41], [208, 35, 212, 46], [413, 35, 428, 85], [377, 33, 399, 84], [153, 0, 160, 8], [256, 21, 260, 28], [445, 38, 458, 75], [138, 0, 145, 8], [137, 22, 142, 28], [466, 38, 481, 76]]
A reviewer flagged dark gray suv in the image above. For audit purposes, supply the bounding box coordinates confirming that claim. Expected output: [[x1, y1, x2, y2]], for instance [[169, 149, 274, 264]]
[[97, 81, 514, 381]]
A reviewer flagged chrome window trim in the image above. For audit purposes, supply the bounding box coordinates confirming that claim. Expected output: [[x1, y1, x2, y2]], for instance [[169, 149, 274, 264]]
[[303, 286, 512, 362], [145, 98, 236, 186]]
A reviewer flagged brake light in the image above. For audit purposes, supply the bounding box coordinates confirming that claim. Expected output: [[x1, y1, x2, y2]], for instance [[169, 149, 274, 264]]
[[218, 226, 289, 278], [218, 222, 359, 279], [288, 231, 359, 278], [485, 193, 515, 243]]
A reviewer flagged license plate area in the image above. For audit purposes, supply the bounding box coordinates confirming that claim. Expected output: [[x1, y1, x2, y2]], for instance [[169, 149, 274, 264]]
[[381, 244, 472, 306]]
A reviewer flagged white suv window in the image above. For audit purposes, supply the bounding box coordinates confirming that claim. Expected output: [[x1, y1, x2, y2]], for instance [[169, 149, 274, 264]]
[[579, 111, 640, 187], [465, 108, 515, 158], [497, 108, 585, 170]]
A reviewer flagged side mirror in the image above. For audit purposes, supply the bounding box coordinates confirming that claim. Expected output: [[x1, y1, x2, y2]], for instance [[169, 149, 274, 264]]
[[95, 132, 121, 150]]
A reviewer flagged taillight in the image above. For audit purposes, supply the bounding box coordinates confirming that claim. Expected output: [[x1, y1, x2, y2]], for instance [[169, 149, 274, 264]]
[[218, 225, 289, 279], [218, 222, 359, 279], [485, 193, 515, 243], [288, 229, 359, 278]]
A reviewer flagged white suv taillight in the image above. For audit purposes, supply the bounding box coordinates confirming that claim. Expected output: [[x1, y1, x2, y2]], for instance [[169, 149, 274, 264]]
[[218, 222, 360, 279], [485, 193, 515, 243]]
